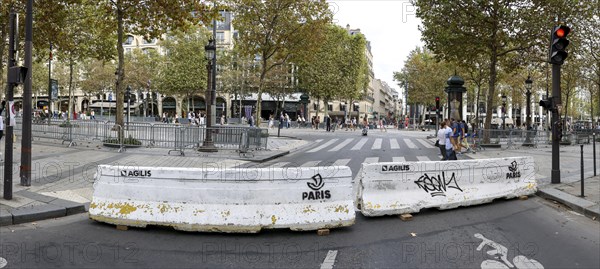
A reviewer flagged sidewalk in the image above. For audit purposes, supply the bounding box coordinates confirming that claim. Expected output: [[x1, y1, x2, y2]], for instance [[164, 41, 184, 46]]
[[0, 135, 307, 226], [457, 140, 600, 220]]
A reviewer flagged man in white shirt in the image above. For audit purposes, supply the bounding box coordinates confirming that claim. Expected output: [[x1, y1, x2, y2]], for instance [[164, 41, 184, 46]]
[[445, 119, 457, 160], [437, 121, 447, 160]]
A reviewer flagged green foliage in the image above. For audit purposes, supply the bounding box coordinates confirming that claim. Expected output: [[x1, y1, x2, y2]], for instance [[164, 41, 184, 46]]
[[412, 0, 582, 130], [297, 24, 368, 106], [80, 60, 117, 96], [154, 25, 210, 99], [393, 47, 453, 107], [228, 0, 332, 123]]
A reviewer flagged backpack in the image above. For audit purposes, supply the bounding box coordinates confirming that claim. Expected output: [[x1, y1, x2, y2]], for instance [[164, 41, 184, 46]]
[[463, 122, 469, 134]]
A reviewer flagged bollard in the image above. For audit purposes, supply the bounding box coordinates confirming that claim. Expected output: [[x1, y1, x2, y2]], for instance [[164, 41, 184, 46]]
[[580, 144, 585, 197], [594, 133, 596, 177]]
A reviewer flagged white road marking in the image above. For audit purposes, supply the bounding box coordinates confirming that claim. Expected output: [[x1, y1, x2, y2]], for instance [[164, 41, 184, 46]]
[[300, 161, 321, 167], [315, 139, 323, 143], [307, 139, 339, 153], [417, 139, 436, 148], [403, 138, 417, 149], [332, 159, 351, 166], [351, 138, 368, 150], [0, 257, 7, 269], [389, 138, 400, 149], [320, 250, 338, 269], [371, 138, 382, 150], [392, 156, 406, 162], [363, 157, 380, 164], [416, 156, 431, 162], [475, 233, 545, 269], [329, 138, 354, 152]]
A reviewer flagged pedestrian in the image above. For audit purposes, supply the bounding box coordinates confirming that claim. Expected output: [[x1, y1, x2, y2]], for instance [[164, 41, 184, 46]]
[[269, 115, 274, 129], [325, 115, 331, 132], [285, 113, 290, 128], [445, 119, 457, 160], [91, 110, 95, 120], [221, 114, 225, 125], [352, 117, 357, 131], [315, 116, 320, 130], [437, 121, 447, 161], [249, 115, 255, 127]]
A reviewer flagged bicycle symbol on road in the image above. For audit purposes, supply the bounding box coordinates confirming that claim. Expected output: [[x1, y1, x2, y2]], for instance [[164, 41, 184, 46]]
[[475, 233, 544, 269]]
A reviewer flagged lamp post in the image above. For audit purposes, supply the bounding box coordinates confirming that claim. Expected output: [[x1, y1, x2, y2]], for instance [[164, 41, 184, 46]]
[[199, 38, 218, 152], [502, 94, 507, 130], [125, 85, 131, 128], [524, 76, 534, 146], [300, 93, 309, 128]]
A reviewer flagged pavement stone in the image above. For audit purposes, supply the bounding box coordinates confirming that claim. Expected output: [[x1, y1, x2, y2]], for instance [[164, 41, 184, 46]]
[[0, 208, 12, 226]]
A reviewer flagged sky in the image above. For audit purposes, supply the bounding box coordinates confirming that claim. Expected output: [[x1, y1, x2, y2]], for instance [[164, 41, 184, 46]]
[[329, 0, 423, 93]]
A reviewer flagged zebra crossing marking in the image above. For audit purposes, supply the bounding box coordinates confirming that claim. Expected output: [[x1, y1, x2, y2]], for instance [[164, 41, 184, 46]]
[[416, 156, 431, 162], [403, 138, 418, 149], [351, 138, 368, 150], [328, 138, 354, 152], [307, 139, 339, 153], [390, 138, 400, 149], [417, 139, 436, 149], [363, 157, 380, 164], [371, 138, 382, 150], [392, 156, 406, 162], [332, 159, 351, 166]]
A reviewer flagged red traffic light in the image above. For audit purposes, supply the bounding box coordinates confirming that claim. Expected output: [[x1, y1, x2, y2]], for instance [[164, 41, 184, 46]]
[[435, 97, 440, 101], [554, 25, 570, 38]]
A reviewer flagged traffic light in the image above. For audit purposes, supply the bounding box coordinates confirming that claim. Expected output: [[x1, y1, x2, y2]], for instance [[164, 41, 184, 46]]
[[435, 96, 440, 111], [539, 98, 553, 111], [549, 25, 570, 65]]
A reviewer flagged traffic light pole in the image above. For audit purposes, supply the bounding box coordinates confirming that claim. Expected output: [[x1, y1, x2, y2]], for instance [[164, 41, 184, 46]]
[[551, 64, 561, 184]]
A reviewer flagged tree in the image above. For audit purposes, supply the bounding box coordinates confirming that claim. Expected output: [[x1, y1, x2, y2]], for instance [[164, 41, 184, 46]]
[[218, 49, 260, 118], [412, 0, 581, 135], [228, 0, 332, 123], [297, 24, 368, 117], [154, 25, 210, 115], [80, 59, 117, 100], [96, 0, 216, 132], [393, 47, 453, 125]]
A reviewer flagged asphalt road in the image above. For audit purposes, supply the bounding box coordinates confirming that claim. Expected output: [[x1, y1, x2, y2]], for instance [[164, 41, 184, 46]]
[[1, 130, 598, 268]]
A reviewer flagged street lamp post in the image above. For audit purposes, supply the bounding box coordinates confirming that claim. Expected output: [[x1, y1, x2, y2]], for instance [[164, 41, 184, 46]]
[[199, 38, 218, 152], [524, 76, 534, 146], [502, 94, 507, 130]]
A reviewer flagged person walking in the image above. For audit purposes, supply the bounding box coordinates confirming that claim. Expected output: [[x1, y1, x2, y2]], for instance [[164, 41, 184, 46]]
[[325, 115, 331, 132], [445, 119, 457, 160], [437, 121, 447, 160]]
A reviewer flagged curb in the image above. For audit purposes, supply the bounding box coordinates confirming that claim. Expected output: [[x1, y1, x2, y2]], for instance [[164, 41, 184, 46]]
[[537, 188, 600, 220], [0, 192, 87, 227], [252, 150, 290, 163]]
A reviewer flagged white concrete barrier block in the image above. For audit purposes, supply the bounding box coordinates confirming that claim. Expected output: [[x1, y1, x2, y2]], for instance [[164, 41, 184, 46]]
[[89, 165, 355, 233], [357, 157, 537, 217]]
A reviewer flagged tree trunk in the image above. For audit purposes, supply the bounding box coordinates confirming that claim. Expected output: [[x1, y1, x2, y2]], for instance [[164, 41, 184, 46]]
[[475, 83, 481, 129], [563, 93, 569, 134], [115, 0, 125, 137], [68, 57, 74, 121], [483, 53, 498, 143]]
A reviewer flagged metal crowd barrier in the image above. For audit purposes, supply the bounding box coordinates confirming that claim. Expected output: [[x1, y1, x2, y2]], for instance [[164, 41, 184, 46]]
[[14, 119, 268, 154]]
